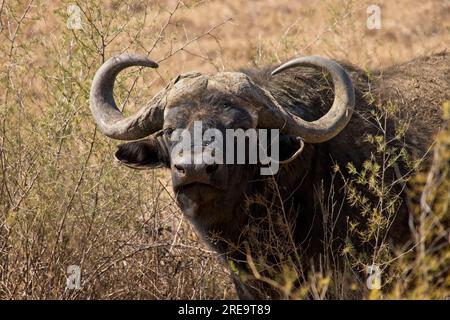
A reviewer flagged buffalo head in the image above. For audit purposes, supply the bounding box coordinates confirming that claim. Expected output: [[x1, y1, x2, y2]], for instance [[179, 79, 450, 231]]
[[89, 53, 355, 228]]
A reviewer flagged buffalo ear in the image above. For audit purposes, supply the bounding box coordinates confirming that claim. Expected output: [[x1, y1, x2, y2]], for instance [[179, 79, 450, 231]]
[[115, 139, 166, 169], [278, 135, 304, 162]]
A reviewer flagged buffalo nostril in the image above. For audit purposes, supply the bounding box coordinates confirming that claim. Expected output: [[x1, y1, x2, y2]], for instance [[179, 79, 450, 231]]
[[206, 163, 219, 175], [174, 164, 186, 174]]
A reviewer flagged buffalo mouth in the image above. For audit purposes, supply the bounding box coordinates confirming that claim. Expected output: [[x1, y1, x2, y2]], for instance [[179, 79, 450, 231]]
[[174, 183, 226, 218], [178, 182, 225, 192]]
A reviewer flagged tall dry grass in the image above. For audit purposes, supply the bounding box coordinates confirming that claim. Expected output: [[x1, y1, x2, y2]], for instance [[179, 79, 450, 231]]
[[0, 0, 236, 299], [233, 101, 449, 300]]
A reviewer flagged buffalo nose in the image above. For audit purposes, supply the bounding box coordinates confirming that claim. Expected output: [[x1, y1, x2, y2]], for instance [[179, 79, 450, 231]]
[[172, 150, 227, 189], [171, 159, 227, 189], [173, 163, 219, 177]]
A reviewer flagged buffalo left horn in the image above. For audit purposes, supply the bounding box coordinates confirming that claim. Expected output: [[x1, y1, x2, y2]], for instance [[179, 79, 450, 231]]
[[90, 53, 165, 140]]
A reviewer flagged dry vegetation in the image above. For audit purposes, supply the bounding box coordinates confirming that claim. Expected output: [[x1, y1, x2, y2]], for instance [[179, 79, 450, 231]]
[[0, 0, 449, 299]]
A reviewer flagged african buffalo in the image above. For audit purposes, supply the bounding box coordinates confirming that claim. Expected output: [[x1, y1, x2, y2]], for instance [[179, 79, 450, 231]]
[[89, 52, 449, 299]]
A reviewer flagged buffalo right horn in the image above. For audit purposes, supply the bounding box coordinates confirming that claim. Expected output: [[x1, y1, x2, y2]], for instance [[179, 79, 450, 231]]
[[270, 56, 355, 143]]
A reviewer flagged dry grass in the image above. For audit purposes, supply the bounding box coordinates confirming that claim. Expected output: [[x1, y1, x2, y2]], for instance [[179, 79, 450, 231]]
[[0, 0, 448, 299]]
